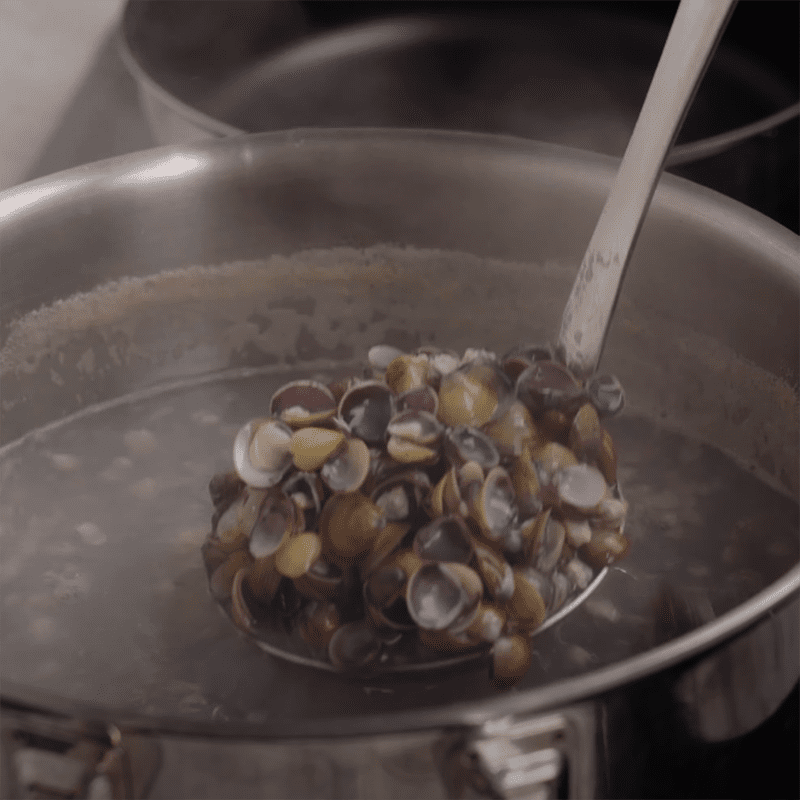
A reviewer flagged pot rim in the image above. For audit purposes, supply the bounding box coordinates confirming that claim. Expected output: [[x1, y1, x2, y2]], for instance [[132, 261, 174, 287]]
[[115, 8, 800, 163], [1, 128, 798, 739]]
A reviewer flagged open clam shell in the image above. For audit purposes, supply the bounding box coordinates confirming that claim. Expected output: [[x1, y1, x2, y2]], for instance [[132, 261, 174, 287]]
[[233, 418, 294, 488], [270, 380, 337, 428], [338, 380, 396, 444], [406, 562, 483, 632]]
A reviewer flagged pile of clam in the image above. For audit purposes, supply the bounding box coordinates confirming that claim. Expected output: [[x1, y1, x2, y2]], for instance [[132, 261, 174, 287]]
[[202, 344, 629, 688]]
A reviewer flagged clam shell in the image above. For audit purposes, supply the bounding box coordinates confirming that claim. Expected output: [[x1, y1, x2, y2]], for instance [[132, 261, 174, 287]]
[[386, 437, 439, 465], [482, 400, 542, 458], [406, 562, 482, 632], [471, 466, 517, 542], [581, 528, 630, 569], [290, 427, 346, 472], [587, 374, 626, 417], [247, 488, 297, 559], [491, 634, 533, 689], [473, 544, 515, 602], [274, 532, 323, 579], [596, 428, 618, 486], [246, 554, 283, 603], [298, 600, 342, 650], [230, 566, 272, 634], [464, 603, 506, 643], [444, 426, 500, 470], [555, 464, 608, 511], [270, 380, 337, 427], [328, 620, 386, 674], [437, 363, 504, 428], [233, 418, 293, 488], [209, 549, 254, 602], [568, 402, 602, 462], [515, 360, 584, 416], [397, 385, 439, 415], [338, 380, 395, 444], [318, 491, 385, 563], [413, 515, 475, 564], [507, 570, 547, 633], [384, 354, 430, 394], [386, 409, 443, 446], [293, 558, 345, 601], [320, 437, 370, 492], [371, 471, 431, 523]]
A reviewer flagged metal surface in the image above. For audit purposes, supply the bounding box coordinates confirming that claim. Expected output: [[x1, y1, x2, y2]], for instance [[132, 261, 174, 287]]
[[1, 130, 798, 797], [559, 0, 736, 377], [116, 3, 799, 235]]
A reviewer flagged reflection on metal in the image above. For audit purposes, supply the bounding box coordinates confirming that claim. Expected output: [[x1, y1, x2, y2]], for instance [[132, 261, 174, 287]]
[[112, 153, 209, 185], [672, 593, 800, 742], [0, 709, 161, 800], [438, 705, 596, 799]]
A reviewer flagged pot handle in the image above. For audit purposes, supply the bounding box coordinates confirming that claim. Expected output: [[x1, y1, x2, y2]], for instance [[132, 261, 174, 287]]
[[436, 703, 597, 799]]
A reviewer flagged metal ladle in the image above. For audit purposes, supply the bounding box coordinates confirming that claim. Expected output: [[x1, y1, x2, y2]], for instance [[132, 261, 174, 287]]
[[558, 0, 737, 379]]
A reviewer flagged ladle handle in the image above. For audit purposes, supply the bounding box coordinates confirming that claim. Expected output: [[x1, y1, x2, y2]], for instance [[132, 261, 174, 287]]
[[557, 0, 737, 378]]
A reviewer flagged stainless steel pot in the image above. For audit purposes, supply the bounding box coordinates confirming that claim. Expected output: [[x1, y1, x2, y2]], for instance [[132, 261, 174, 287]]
[[1, 130, 797, 799], [116, 3, 800, 230]]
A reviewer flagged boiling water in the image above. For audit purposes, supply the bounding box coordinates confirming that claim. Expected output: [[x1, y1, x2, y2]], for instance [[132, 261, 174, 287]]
[[1, 368, 797, 724]]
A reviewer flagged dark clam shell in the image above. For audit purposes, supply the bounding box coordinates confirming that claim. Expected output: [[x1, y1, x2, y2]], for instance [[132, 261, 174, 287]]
[[338, 381, 396, 444], [414, 515, 475, 564], [516, 361, 585, 416], [444, 426, 500, 470], [587, 374, 626, 417], [328, 620, 386, 674]]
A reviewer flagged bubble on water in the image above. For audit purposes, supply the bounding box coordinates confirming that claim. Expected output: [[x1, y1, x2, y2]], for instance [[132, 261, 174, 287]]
[[50, 453, 80, 471], [584, 597, 621, 623], [130, 477, 158, 500], [99, 456, 133, 482], [76, 522, 107, 546], [123, 429, 158, 455], [192, 410, 220, 426], [29, 616, 56, 642], [43, 568, 90, 600]]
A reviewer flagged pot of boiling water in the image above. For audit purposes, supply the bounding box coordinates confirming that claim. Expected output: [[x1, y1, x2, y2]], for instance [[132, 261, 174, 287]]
[[1, 130, 797, 799]]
